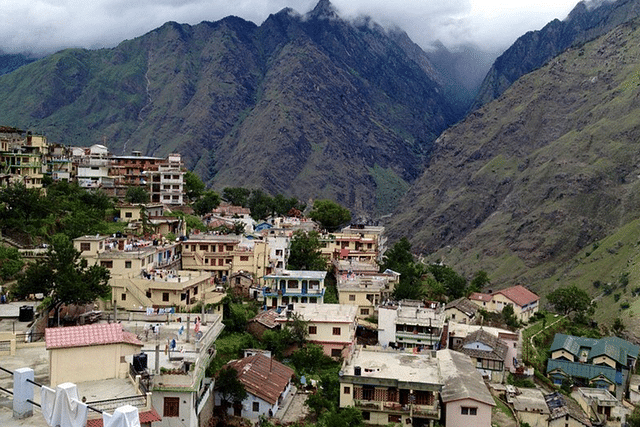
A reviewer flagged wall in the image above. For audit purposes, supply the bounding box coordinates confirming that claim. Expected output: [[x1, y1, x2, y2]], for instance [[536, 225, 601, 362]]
[[445, 399, 492, 427]]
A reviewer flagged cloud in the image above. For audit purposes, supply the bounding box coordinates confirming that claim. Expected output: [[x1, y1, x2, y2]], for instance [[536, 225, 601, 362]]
[[1, 0, 579, 55]]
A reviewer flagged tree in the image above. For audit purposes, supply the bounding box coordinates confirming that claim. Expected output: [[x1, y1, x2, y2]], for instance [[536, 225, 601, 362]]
[[287, 230, 327, 271], [628, 405, 640, 427], [184, 171, 205, 202], [14, 234, 110, 325], [215, 366, 247, 411], [247, 189, 273, 220], [192, 190, 220, 216], [222, 187, 251, 207], [381, 238, 427, 300], [612, 317, 626, 337], [0, 246, 24, 282], [547, 285, 591, 317], [309, 199, 351, 231], [427, 264, 467, 300], [469, 270, 490, 293], [124, 186, 149, 204], [502, 304, 519, 329]]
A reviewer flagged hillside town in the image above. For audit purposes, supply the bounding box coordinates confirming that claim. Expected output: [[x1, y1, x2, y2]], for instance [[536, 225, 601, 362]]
[[1, 128, 640, 427]]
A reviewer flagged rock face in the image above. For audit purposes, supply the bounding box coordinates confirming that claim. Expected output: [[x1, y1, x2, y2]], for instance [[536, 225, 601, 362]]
[[387, 18, 640, 285], [0, 0, 462, 216], [472, 0, 640, 110]]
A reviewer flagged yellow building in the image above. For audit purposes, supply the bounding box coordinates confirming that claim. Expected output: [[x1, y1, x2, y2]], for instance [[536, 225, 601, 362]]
[[181, 234, 271, 285], [337, 275, 392, 318], [468, 285, 539, 322], [45, 323, 143, 387], [0, 130, 47, 189]]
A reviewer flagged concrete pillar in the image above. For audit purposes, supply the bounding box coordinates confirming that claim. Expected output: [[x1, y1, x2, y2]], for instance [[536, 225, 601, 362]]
[[13, 367, 34, 419]]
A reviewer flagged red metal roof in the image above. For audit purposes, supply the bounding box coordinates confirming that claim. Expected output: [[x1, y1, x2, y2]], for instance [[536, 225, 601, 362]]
[[224, 353, 294, 405], [86, 408, 161, 427], [468, 292, 492, 302], [495, 285, 539, 307], [45, 323, 143, 349]]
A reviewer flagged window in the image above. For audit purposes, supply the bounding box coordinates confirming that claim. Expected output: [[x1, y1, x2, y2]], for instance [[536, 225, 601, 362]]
[[125, 261, 132, 268], [240, 256, 249, 261], [343, 386, 351, 394], [331, 348, 342, 358], [362, 412, 370, 421], [333, 327, 341, 336], [309, 326, 317, 335], [388, 415, 401, 423], [164, 397, 179, 417], [252, 402, 259, 412], [360, 308, 369, 316], [80, 242, 91, 252], [200, 245, 208, 251], [100, 260, 113, 268], [218, 259, 224, 266], [121, 293, 126, 301], [193, 287, 198, 295], [461, 407, 477, 416], [125, 212, 132, 218], [349, 294, 356, 301], [162, 292, 169, 302]]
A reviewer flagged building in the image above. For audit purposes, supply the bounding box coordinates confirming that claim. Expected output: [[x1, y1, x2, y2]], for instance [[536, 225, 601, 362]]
[[468, 285, 539, 322], [74, 235, 182, 279], [45, 323, 143, 387], [506, 386, 549, 427], [339, 346, 441, 426], [181, 234, 271, 284], [74, 144, 113, 189], [444, 297, 479, 324], [337, 273, 392, 318], [247, 309, 280, 340], [546, 333, 639, 399], [216, 353, 294, 421], [275, 303, 357, 358], [454, 328, 509, 383], [573, 388, 621, 425], [262, 270, 327, 309], [438, 349, 494, 427], [145, 313, 225, 427], [378, 300, 445, 350], [446, 322, 520, 373], [0, 129, 47, 189], [319, 224, 385, 265], [545, 392, 592, 427], [117, 203, 164, 222]]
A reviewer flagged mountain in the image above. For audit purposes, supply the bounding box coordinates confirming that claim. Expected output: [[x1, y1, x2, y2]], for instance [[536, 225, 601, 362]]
[[0, 51, 36, 76], [472, 0, 640, 110], [387, 16, 640, 303], [0, 0, 462, 216]]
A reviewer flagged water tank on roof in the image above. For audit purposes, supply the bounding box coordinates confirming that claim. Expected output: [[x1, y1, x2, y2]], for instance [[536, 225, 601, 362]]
[[18, 306, 34, 322], [133, 353, 148, 372]]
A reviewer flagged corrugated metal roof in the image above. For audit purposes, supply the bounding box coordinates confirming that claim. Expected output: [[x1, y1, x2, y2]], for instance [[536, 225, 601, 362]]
[[45, 324, 142, 349], [224, 354, 294, 405]]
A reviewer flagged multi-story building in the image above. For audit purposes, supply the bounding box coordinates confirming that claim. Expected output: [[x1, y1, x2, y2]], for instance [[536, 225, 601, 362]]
[[339, 346, 442, 426], [468, 285, 539, 322], [275, 303, 357, 358], [378, 300, 445, 351], [0, 129, 47, 189], [146, 153, 185, 205], [547, 333, 639, 400], [74, 144, 113, 189], [454, 329, 509, 383], [262, 270, 327, 309], [319, 224, 385, 265], [337, 274, 393, 318], [181, 234, 271, 284]]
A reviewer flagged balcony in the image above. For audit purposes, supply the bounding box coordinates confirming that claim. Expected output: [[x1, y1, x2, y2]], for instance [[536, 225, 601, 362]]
[[353, 400, 439, 418]]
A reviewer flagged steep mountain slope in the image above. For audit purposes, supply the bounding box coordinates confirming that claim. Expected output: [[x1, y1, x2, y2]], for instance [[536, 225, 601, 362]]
[[0, 0, 460, 216], [388, 18, 640, 289], [472, 0, 640, 110], [0, 52, 35, 75]]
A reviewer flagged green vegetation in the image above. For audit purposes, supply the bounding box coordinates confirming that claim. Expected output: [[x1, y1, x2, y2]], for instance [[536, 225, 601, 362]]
[[124, 186, 149, 204], [309, 199, 351, 232], [287, 230, 327, 271], [0, 246, 24, 283], [13, 234, 111, 326]]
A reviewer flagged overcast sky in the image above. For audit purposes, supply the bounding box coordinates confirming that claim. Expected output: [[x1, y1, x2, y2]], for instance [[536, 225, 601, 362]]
[[2, 0, 588, 56]]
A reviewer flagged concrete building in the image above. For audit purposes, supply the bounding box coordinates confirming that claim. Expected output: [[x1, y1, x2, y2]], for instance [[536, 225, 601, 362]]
[[216, 353, 294, 421], [574, 387, 621, 425], [339, 346, 441, 426], [45, 323, 143, 387], [444, 297, 479, 324], [469, 285, 539, 322], [545, 392, 592, 427], [378, 300, 445, 350], [446, 322, 520, 373], [506, 386, 550, 427], [438, 349, 494, 427], [262, 270, 327, 309], [74, 144, 113, 189], [275, 303, 357, 358], [0, 130, 47, 189], [337, 274, 392, 318], [319, 224, 385, 265]]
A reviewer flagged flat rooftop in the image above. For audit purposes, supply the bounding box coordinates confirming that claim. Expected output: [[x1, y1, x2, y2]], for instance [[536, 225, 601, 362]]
[[509, 388, 549, 413], [342, 346, 440, 386], [279, 304, 357, 324]]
